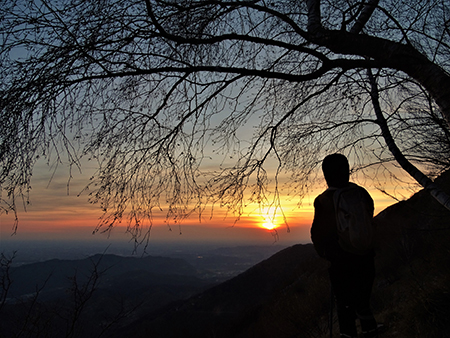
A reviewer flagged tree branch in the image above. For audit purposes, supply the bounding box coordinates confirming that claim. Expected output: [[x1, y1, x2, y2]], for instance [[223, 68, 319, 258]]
[[350, 0, 379, 34], [368, 68, 450, 211]]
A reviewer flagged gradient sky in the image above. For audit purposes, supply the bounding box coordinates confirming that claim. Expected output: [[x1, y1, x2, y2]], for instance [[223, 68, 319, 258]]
[[0, 4, 430, 253], [1, 157, 415, 248]]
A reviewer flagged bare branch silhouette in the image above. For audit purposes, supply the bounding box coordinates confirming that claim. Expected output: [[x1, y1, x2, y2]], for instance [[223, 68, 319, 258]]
[[1, 0, 450, 238]]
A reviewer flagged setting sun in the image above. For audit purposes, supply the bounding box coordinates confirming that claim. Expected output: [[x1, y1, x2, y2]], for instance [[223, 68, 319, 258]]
[[256, 206, 285, 231], [261, 219, 277, 230]]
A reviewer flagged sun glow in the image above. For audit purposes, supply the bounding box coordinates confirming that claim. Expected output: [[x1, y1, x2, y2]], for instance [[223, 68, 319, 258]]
[[257, 206, 284, 231], [261, 219, 277, 230]]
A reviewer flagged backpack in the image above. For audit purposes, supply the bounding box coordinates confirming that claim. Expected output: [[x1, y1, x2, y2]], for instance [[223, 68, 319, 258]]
[[333, 183, 374, 255]]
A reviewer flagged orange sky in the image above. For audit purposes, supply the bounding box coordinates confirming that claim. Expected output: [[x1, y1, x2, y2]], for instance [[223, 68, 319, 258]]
[[0, 159, 413, 248]]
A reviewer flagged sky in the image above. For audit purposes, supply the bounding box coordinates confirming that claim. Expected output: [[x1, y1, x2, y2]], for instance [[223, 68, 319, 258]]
[[0, 3, 424, 252], [0, 157, 412, 249]]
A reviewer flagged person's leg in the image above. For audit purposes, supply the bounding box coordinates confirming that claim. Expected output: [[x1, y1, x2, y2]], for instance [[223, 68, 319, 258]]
[[355, 257, 378, 337], [357, 311, 378, 338], [329, 266, 358, 338], [336, 302, 357, 338]]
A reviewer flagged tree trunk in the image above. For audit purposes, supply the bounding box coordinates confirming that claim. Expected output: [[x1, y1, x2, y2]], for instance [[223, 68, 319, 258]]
[[368, 69, 450, 211]]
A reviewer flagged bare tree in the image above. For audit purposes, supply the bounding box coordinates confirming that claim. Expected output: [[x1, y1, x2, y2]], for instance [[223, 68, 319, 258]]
[[1, 0, 450, 238], [0, 252, 15, 312]]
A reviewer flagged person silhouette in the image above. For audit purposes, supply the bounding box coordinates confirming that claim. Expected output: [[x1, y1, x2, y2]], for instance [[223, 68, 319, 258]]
[[311, 153, 378, 338]]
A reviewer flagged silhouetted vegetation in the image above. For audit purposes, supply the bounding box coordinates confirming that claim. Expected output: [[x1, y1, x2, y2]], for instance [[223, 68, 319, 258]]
[[2, 1, 450, 238]]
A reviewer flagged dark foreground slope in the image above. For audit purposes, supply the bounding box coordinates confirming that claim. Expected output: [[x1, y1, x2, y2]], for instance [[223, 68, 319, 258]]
[[118, 243, 331, 338], [370, 171, 450, 338], [121, 172, 450, 338]]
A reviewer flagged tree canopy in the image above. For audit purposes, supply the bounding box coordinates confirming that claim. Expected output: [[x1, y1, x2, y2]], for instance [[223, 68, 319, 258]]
[[1, 0, 450, 238]]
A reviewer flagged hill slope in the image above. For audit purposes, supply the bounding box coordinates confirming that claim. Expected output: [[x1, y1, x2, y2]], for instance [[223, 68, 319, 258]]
[[122, 172, 450, 338], [119, 243, 330, 338]]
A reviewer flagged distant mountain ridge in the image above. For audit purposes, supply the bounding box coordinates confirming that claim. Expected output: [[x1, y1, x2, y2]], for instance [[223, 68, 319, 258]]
[[7, 253, 200, 300], [1, 253, 217, 338], [117, 243, 328, 338], [1, 245, 293, 338]]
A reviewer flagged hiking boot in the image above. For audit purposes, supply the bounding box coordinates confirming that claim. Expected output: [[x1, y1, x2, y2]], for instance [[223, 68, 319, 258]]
[[362, 323, 385, 338], [362, 329, 378, 338]]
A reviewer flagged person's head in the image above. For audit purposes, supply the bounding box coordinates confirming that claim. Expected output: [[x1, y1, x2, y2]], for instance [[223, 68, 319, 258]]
[[322, 153, 350, 188]]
